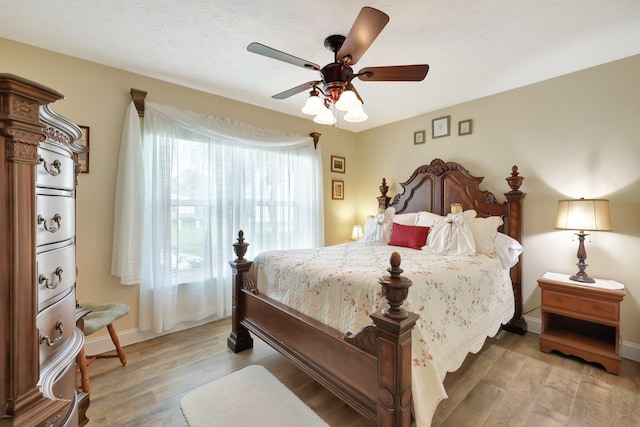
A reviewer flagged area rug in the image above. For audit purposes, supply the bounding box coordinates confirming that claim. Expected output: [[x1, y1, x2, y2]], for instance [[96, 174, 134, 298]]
[[180, 365, 329, 427]]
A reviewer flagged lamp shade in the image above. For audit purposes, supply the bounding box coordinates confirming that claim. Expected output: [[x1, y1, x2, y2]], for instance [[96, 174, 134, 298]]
[[555, 199, 612, 231], [344, 106, 368, 123], [335, 90, 361, 111], [351, 225, 363, 240], [301, 94, 325, 115], [313, 108, 337, 125]]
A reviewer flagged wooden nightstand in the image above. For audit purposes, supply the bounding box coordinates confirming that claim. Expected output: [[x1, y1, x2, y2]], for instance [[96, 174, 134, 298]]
[[538, 272, 625, 374]]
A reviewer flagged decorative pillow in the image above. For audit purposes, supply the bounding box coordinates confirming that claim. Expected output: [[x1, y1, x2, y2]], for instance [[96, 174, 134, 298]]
[[359, 207, 395, 244], [360, 215, 379, 244], [415, 211, 445, 227], [470, 216, 504, 254], [494, 232, 523, 269], [388, 223, 430, 249], [393, 212, 418, 226], [427, 210, 477, 255]]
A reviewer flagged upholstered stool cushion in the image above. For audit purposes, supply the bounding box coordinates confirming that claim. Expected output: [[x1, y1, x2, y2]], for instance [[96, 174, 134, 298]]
[[82, 303, 130, 336]]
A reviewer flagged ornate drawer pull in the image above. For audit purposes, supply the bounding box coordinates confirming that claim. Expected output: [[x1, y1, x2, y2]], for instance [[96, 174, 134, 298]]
[[39, 267, 63, 290], [37, 214, 62, 233], [38, 156, 61, 176], [40, 320, 64, 346]]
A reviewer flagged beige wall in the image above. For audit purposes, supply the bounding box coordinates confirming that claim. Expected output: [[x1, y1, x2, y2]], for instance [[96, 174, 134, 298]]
[[4, 38, 639, 348], [354, 55, 640, 345]]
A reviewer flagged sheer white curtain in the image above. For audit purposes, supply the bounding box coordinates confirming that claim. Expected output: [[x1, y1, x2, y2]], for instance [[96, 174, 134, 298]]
[[113, 102, 323, 333]]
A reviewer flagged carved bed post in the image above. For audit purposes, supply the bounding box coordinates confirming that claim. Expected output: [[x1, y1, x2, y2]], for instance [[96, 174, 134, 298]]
[[370, 252, 418, 427], [377, 178, 391, 213], [227, 231, 254, 352], [503, 165, 527, 334]]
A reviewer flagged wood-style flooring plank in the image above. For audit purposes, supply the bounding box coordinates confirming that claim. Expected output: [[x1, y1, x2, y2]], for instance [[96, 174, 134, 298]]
[[84, 318, 640, 427]]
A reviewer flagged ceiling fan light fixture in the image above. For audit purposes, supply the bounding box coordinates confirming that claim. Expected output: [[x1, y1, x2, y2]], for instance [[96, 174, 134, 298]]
[[334, 89, 361, 111], [301, 91, 325, 115], [344, 106, 368, 123], [313, 108, 337, 125]]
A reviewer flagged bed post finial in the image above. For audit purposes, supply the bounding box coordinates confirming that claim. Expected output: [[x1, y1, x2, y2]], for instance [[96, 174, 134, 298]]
[[506, 165, 524, 194], [377, 178, 391, 213], [378, 252, 412, 320], [233, 230, 249, 261]]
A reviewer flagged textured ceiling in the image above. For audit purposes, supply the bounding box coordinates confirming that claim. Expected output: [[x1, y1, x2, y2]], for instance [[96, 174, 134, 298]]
[[2, 0, 640, 133]]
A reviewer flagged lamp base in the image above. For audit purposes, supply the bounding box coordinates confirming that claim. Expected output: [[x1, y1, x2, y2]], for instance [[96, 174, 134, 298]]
[[569, 272, 595, 284]]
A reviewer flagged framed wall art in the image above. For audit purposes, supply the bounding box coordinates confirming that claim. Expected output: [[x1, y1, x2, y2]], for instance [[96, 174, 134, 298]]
[[414, 130, 426, 145], [331, 155, 346, 173], [432, 116, 450, 139], [332, 180, 344, 200], [77, 126, 90, 173], [458, 119, 473, 136]]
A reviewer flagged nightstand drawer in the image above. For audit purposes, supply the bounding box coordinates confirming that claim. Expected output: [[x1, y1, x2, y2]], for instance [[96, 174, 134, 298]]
[[579, 297, 618, 321], [542, 290, 578, 312]]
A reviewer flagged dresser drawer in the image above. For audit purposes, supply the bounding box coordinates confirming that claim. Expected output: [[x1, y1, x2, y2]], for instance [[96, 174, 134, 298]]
[[37, 146, 75, 191], [542, 290, 578, 312], [37, 289, 77, 364], [36, 194, 75, 247], [578, 296, 619, 321], [37, 244, 76, 311]]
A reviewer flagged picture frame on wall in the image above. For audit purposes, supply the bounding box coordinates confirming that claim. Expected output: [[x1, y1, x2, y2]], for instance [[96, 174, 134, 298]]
[[458, 119, 473, 136], [332, 180, 344, 200], [432, 116, 450, 139], [331, 155, 346, 173], [414, 130, 426, 145], [77, 126, 90, 173]]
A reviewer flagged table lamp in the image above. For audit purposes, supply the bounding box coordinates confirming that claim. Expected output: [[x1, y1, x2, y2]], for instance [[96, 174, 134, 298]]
[[351, 225, 363, 241], [555, 198, 611, 283]]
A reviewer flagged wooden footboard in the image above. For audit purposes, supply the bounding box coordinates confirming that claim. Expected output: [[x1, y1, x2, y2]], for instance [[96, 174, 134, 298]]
[[228, 232, 418, 427]]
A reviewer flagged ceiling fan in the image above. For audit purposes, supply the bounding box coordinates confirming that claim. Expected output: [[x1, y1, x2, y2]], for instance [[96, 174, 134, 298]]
[[247, 6, 430, 124]]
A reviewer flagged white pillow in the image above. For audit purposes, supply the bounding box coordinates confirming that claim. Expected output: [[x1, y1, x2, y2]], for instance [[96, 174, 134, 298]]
[[427, 210, 477, 255], [393, 212, 418, 226], [470, 216, 504, 254], [359, 207, 395, 244], [415, 211, 445, 227], [494, 232, 523, 269]]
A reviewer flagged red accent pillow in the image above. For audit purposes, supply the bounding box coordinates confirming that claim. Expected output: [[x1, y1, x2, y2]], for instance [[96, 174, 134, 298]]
[[388, 223, 430, 249]]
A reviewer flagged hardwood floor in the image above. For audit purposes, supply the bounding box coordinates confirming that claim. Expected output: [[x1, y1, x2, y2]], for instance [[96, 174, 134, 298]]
[[85, 319, 640, 426]]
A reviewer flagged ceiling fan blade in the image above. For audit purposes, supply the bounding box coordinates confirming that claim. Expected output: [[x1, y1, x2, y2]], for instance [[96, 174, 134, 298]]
[[337, 7, 389, 66], [272, 81, 320, 99], [247, 42, 321, 71], [357, 65, 430, 81]]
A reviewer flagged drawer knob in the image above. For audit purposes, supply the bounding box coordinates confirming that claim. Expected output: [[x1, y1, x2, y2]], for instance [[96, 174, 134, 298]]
[[37, 213, 62, 233], [39, 267, 63, 290], [593, 305, 602, 311], [39, 320, 64, 347], [39, 156, 61, 177]]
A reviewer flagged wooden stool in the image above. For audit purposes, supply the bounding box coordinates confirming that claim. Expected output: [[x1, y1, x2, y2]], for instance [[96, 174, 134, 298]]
[[77, 303, 130, 394]]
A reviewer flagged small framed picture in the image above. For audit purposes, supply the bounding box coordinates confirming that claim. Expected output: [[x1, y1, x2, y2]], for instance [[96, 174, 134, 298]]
[[77, 126, 90, 173], [332, 180, 344, 200], [413, 130, 426, 145], [432, 116, 450, 139], [458, 119, 473, 136], [331, 155, 346, 173]]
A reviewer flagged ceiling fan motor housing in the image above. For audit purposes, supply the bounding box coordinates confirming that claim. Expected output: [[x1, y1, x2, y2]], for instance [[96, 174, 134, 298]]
[[321, 62, 353, 102]]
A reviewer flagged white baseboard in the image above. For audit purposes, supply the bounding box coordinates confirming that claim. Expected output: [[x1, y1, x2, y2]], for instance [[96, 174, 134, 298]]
[[523, 315, 640, 363], [83, 317, 217, 356]]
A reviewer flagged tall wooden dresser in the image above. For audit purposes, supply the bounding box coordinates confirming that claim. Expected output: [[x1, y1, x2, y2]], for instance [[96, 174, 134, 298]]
[[1, 74, 88, 426]]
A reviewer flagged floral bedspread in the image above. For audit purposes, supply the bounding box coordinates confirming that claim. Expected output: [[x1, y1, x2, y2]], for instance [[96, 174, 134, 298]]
[[251, 242, 514, 426]]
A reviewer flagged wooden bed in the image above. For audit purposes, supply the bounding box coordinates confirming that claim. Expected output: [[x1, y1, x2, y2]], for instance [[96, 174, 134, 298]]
[[227, 158, 526, 426]]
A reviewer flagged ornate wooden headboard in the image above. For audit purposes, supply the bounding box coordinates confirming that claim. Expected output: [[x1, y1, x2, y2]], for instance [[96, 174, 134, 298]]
[[376, 158, 527, 333]]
